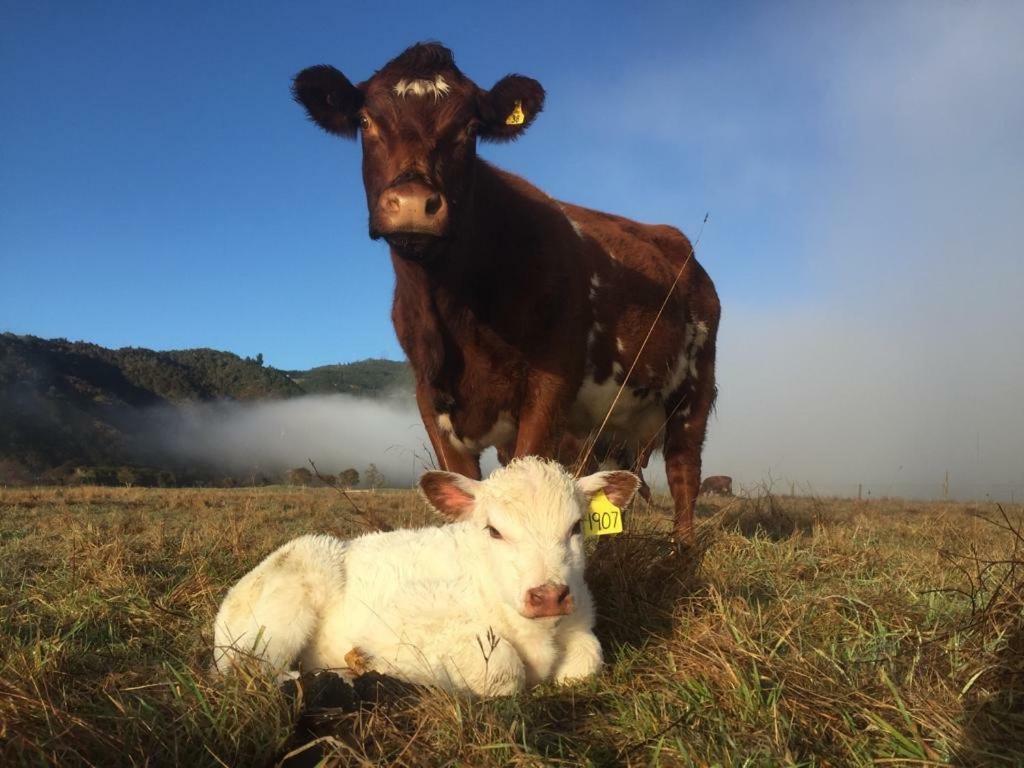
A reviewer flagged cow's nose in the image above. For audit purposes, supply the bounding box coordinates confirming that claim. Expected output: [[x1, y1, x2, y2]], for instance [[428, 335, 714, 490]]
[[375, 182, 448, 237], [524, 583, 574, 618]]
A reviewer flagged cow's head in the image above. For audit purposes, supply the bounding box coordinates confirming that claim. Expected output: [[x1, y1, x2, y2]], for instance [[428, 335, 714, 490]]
[[419, 457, 640, 621], [293, 42, 545, 260]]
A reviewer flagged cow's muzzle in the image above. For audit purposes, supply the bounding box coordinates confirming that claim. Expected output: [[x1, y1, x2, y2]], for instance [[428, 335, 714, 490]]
[[372, 181, 449, 250], [522, 583, 574, 619]]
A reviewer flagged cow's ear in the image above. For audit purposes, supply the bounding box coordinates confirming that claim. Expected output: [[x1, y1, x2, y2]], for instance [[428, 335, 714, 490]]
[[576, 470, 641, 509], [419, 471, 480, 522], [478, 74, 545, 142], [292, 65, 364, 139]]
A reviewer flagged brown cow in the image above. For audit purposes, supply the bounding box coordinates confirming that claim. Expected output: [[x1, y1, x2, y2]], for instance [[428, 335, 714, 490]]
[[699, 475, 733, 496], [293, 43, 720, 540]]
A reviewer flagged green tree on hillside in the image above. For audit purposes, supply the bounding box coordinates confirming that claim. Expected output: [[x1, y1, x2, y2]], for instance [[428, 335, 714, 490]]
[[287, 467, 313, 486], [338, 468, 360, 489], [364, 464, 384, 491]]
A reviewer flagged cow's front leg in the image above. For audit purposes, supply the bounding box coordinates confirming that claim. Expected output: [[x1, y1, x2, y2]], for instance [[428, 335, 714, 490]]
[[416, 386, 482, 478], [513, 371, 569, 459]]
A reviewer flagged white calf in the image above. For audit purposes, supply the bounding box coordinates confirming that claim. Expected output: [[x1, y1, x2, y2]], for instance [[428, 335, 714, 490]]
[[213, 457, 639, 696]]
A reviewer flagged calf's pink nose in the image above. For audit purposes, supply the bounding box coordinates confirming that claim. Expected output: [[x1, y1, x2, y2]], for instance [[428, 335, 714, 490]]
[[524, 583, 574, 618]]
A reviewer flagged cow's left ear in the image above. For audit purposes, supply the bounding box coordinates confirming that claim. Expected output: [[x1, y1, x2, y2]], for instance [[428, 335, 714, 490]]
[[478, 75, 545, 142], [292, 64, 364, 139], [419, 471, 481, 522], [577, 470, 641, 509]]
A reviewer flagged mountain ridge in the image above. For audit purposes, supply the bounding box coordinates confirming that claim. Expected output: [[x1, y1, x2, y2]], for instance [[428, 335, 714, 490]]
[[0, 332, 413, 483]]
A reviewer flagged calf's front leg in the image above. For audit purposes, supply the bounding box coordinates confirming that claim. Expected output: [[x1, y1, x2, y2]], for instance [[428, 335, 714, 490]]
[[552, 626, 603, 684]]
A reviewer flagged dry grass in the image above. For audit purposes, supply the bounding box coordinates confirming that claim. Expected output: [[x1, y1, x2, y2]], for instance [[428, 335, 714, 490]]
[[1, 485, 1021, 766]]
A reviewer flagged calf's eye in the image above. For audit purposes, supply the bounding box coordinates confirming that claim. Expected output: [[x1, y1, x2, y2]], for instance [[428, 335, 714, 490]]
[[570, 520, 582, 537], [485, 525, 503, 540], [358, 114, 370, 130]]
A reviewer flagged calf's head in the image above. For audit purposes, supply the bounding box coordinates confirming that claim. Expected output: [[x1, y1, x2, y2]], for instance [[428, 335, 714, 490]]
[[293, 42, 544, 261], [420, 457, 640, 620]]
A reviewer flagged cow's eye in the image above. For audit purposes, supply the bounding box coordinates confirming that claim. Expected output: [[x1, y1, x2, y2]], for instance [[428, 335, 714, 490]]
[[570, 520, 582, 537], [358, 114, 370, 131], [485, 524, 503, 540]]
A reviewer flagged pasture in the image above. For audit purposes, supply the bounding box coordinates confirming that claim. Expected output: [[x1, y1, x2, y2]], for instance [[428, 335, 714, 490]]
[[1, 485, 1021, 766]]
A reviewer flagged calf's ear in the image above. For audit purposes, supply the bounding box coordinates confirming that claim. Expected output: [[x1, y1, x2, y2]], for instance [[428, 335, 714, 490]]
[[577, 471, 641, 509], [292, 65, 364, 138], [419, 471, 480, 522], [478, 74, 545, 142]]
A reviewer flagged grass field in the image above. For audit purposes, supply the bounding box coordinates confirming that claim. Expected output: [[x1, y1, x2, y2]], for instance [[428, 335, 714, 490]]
[[1, 484, 1021, 766]]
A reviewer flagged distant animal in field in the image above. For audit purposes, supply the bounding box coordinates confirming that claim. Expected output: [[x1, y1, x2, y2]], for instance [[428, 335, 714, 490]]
[[213, 457, 640, 696], [700, 475, 733, 496], [292, 42, 719, 541]]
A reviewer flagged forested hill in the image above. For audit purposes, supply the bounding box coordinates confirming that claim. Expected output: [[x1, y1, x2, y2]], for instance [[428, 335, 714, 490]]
[[287, 358, 414, 397], [0, 333, 412, 483]]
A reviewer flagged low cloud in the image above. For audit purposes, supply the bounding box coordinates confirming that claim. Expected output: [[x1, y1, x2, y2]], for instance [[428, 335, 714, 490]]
[[148, 395, 433, 486]]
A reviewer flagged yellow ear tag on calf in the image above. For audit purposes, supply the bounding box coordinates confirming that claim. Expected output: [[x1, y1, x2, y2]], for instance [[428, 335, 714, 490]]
[[584, 491, 623, 537], [505, 100, 526, 126]]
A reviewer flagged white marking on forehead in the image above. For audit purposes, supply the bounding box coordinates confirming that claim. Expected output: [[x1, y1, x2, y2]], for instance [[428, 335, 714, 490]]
[[588, 273, 602, 302], [393, 75, 451, 100]]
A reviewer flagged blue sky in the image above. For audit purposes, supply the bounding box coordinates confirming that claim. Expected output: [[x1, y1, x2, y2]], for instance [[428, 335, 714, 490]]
[[2, 0, 825, 367], [3, 2, 1022, 496]]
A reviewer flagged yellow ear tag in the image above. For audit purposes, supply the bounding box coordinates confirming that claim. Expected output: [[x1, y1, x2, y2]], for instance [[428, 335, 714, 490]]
[[584, 491, 623, 537], [505, 100, 526, 126]]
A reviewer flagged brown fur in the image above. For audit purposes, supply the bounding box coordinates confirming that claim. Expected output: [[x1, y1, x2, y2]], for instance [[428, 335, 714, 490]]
[[293, 43, 720, 540]]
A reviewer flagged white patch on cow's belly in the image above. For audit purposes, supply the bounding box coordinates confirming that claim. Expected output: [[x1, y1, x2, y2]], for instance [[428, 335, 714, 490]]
[[437, 411, 515, 454], [569, 314, 712, 462], [569, 364, 665, 450]]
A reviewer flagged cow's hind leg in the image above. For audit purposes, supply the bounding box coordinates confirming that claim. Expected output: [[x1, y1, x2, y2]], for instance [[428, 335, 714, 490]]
[[663, 330, 718, 543]]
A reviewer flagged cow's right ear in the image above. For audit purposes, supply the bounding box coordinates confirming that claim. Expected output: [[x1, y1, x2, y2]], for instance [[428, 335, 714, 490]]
[[419, 471, 480, 522], [292, 65, 364, 139]]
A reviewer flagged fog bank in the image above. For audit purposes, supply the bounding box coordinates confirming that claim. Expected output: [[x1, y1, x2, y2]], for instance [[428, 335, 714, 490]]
[[151, 395, 432, 486]]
